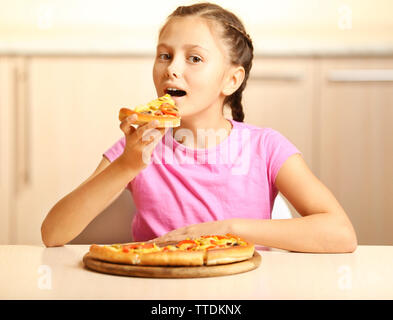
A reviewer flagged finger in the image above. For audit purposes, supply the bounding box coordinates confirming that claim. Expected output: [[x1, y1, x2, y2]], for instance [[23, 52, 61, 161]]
[[150, 239, 179, 248], [120, 114, 138, 135], [144, 127, 168, 144], [153, 232, 178, 242], [137, 124, 165, 148], [135, 120, 160, 140]]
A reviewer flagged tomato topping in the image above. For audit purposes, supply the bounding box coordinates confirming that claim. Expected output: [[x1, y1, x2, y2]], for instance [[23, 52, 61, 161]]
[[160, 103, 179, 116], [176, 239, 197, 250], [122, 242, 154, 252], [160, 103, 173, 108], [215, 235, 227, 240], [176, 240, 196, 246], [161, 109, 178, 117], [210, 240, 217, 245], [141, 243, 155, 249], [123, 244, 139, 250]]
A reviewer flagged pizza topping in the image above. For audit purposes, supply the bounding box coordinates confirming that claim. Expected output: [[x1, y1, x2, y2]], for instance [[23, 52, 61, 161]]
[[121, 242, 160, 253], [160, 103, 179, 117], [162, 245, 178, 252], [206, 244, 226, 250], [109, 244, 122, 250], [195, 235, 241, 247], [113, 234, 248, 254], [176, 239, 198, 250], [133, 94, 179, 118], [177, 239, 196, 246]]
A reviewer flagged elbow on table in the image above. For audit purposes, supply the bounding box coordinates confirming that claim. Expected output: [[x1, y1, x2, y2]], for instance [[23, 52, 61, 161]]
[[41, 223, 65, 248], [337, 226, 358, 253]]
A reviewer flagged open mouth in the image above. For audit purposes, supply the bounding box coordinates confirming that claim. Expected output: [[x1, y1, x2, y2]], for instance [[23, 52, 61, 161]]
[[165, 88, 187, 97]]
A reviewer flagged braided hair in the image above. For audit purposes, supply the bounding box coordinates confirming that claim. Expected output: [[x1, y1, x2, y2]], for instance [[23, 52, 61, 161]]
[[160, 2, 254, 122]]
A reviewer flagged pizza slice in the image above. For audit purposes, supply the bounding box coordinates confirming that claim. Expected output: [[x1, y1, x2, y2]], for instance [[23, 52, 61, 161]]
[[118, 94, 180, 128], [88, 234, 254, 266]]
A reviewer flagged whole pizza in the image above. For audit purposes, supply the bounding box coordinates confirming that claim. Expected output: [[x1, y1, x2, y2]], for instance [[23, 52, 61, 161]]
[[89, 234, 254, 266]]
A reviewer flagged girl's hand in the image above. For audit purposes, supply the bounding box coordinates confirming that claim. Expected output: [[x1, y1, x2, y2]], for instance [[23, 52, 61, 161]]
[[151, 220, 233, 243], [118, 114, 168, 171]]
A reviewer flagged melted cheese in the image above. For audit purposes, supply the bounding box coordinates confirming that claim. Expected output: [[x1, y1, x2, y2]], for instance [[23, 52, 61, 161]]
[[132, 247, 160, 253], [164, 245, 178, 251]]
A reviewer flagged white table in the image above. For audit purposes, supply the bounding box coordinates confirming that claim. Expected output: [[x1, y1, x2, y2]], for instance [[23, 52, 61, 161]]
[[1, 245, 392, 299]]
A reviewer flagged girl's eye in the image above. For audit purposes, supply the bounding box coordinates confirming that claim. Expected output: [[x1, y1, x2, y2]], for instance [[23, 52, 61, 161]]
[[158, 53, 171, 60], [188, 55, 202, 63]]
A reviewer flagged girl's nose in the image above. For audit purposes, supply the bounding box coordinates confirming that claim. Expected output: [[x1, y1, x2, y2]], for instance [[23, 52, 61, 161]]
[[167, 67, 179, 79], [167, 60, 182, 79], [170, 71, 179, 78]]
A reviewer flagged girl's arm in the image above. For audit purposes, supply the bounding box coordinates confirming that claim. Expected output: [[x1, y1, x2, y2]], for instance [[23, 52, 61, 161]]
[[233, 154, 357, 253], [153, 154, 357, 253], [41, 116, 166, 247], [41, 156, 138, 247]]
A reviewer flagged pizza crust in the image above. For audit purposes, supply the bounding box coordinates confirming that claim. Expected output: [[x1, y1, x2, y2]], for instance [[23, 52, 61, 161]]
[[89, 244, 141, 265], [139, 250, 204, 266], [119, 108, 180, 128], [89, 244, 205, 266], [205, 243, 255, 266]]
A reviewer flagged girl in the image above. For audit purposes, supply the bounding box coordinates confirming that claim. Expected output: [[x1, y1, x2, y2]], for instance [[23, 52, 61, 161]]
[[41, 2, 357, 253]]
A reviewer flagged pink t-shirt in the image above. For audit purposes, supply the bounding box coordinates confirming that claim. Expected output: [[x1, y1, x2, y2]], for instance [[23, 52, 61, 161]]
[[104, 119, 300, 241]]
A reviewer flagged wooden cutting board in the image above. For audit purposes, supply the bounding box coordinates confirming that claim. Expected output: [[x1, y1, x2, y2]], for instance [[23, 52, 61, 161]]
[[83, 251, 261, 278]]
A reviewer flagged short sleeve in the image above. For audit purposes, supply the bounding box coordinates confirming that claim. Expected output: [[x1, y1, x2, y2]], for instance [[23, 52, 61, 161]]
[[103, 137, 126, 163], [263, 128, 301, 186]]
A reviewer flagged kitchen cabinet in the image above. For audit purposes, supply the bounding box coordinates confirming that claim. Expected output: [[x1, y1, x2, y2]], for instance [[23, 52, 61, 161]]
[[318, 58, 393, 245], [243, 58, 316, 169], [2, 56, 155, 244], [0, 57, 16, 244]]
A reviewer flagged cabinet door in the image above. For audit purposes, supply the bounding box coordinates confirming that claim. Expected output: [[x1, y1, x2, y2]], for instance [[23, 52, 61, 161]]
[[0, 57, 17, 244], [319, 58, 393, 245], [13, 56, 156, 244], [241, 57, 316, 169]]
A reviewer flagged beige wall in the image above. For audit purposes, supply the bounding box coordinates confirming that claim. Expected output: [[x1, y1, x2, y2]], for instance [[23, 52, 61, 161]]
[[0, 0, 392, 47]]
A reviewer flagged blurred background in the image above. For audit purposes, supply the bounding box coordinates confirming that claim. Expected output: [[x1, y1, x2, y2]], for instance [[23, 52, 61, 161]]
[[0, 0, 392, 245]]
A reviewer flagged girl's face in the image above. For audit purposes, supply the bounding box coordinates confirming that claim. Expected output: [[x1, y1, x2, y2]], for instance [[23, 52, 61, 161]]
[[153, 16, 234, 120]]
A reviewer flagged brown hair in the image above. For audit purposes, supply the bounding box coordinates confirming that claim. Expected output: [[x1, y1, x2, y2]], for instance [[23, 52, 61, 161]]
[[160, 2, 254, 122]]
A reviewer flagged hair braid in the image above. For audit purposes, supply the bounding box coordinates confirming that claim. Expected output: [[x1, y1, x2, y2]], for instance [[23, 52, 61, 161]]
[[230, 90, 245, 122]]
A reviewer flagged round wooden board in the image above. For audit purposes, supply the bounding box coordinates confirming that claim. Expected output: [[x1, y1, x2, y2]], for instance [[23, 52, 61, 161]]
[[83, 251, 261, 278]]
